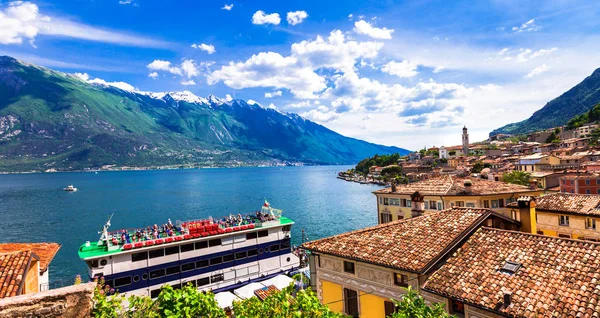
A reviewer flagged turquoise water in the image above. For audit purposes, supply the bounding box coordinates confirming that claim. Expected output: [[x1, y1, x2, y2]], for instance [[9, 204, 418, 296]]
[[0, 166, 379, 283]]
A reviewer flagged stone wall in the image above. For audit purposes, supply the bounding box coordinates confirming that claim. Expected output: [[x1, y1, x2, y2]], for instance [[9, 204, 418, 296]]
[[0, 282, 95, 318]]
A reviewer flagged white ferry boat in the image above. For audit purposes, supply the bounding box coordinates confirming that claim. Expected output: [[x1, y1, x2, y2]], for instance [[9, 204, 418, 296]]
[[78, 201, 300, 298], [64, 185, 78, 192]]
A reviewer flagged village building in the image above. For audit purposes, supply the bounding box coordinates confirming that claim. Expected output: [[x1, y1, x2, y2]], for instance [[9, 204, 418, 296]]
[[0, 243, 61, 298], [528, 171, 560, 191], [439, 146, 448, 159], [302, 207, 520, 318], [373, 175, 542, 223], [462, 126, 469, 155], [558, 173, 600, 194], [516, 153, 561, 172]]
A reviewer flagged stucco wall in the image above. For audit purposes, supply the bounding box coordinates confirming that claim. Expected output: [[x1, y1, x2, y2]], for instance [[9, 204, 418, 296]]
[[0, 282, 95, 318]]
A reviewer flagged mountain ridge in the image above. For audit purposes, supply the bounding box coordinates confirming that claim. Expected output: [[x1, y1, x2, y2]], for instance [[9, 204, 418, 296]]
[[0, 56, 409, 172], [490, 67, 600, 136]]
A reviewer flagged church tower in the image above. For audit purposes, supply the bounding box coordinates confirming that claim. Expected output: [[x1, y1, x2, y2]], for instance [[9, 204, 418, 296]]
[[462, 126, 469, 155]]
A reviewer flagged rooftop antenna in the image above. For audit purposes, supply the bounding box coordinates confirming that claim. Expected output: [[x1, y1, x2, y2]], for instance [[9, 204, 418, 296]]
[[97, 213, 114, 246]]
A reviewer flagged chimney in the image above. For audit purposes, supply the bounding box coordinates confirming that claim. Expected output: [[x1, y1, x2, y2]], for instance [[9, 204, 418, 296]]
[[410, 191, 425, 218], [529, 180, 538, 190], [517, 196, 537, 234], [391, 180, 397, 193], [503, 291, 512, 307], [463, 179, 473, 194]]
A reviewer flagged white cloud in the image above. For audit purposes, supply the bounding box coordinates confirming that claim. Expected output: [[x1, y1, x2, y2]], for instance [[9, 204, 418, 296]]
[[180, 79, 196, 86], [73, 72, 89, 81], [119, 0, 133, 4], [252, 10, 281, 25], [267, 103, 277, 110], [381, 60, 418, 78], [0, 1, 168, 47], [525, 64, 550, 78], [512, 19, 539, 33], [73, 72, 136, 92], [348, 14, 353, 20], [286, 11, 308, 26], [181, 59, 199, 78], [148, 72, 158, 79], [302, 106, 339, 122], [353, 20, 394, 39], [147, 60, 183, 76], [479, 84, 501, 91], [221, 4, 233, 11], [264, 90, 283, 98], [225, 94, 233, 102], [191, 43, 216, 54]]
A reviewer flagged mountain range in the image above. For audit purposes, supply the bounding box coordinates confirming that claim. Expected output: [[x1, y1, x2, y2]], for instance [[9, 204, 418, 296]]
[[0, 56, 408, 172], [491, 68, 600, 136]]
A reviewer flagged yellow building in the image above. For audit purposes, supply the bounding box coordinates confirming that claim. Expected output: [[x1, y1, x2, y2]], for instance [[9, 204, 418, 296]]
[[373, 175, 542, 224], [510, 193, 600, 241], [302, 207, 520, 318], [516, 154, 560, 172]]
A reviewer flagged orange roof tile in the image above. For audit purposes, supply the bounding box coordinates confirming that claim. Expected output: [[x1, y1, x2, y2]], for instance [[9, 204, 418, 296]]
[[373, 175, 535, 196], [0, 243, 60, 274], [535, 193, 600, 216], [423, 228, 600, 317], [0, 250, 33, 299], [302, 208, 495, 273]]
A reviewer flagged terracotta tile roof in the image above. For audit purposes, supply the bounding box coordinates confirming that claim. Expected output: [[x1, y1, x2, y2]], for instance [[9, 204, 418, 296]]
[[373, 175, 535, 196], [0, 250, 32, 299], [0, 243, 60, 274], [423, 228, 600, 317], [302, 208, 492, 273], [535, 193, 600, 216]]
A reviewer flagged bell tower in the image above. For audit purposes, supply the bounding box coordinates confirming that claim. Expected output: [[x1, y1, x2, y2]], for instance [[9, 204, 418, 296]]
[[462, 126, 469, 155]]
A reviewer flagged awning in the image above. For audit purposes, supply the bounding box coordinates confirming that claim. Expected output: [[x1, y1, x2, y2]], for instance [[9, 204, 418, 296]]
[[259, 275, 294, 290], [233, 282, 266, 299], [214, 291, 241, 309]]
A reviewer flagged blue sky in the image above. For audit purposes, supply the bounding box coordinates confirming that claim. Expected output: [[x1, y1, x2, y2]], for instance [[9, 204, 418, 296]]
[[2, 0, 600, 150]]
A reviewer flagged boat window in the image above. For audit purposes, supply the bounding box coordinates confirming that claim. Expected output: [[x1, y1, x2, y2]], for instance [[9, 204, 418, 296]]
[[104, 279, 114, 289], [258, 248, 264, 254], [142, 273, 148, 280], [165, 246, 179, 255], [247, 249, 258, 257], [181, 262, 195, 272], [131, 252, 148, 262], [210, 256, 222, 265], [197, 277, 210, 286], [171, 284, 181, 290], [209, 239, 221, 247], [282, 225, 292, 232], [196, 259, 209, 268], [86, 259, 99, 268], [133, 275, 140, 283], [100, 259, 108, 266], [223, 254, 234, 263], [151, 289, 161, 298], [258, 230, 269, 238], [149, 249, 164, 259], [270, 244, 280, 252], [180, 243, 194, 253], [246, 232, 258, 240], [166, 265, 180, 276], [211, 273, 224, 283], [114, 276, 132, 287], [185, 280, 197, 287], [150, 269, 165, 279], [195, 241, 208, 249], [235, 251, 247, 260], [280, 240, 291, 250]]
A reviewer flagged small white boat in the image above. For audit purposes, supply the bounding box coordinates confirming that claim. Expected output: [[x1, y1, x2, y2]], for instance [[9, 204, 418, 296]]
[[63, 185, 78, 192]]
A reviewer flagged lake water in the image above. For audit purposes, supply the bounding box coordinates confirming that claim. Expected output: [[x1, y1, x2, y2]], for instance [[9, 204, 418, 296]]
[[0, 166, 380, 284]]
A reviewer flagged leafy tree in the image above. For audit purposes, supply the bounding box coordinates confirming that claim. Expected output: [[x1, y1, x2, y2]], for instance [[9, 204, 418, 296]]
[[388, 286, 454, 318], [448, 150, 456, 156], [354, 153, 401, 175], [503, 170, 531, 186], [471, 162, 484, 173], [590, 128, 600, 146], [381, 165, 403, 177]]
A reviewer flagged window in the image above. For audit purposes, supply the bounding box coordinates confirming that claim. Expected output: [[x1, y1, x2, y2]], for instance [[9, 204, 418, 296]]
[[343, 261, 355, 274], [499, 199, 505, 208], [343, 288, 359, 318], [223, 254, 234, 263], [151, 289, 161, 298], [270, 244, 280, 252], [210, 256, 222, 265], [586, 180, 591, 185], [181, 262, 195, 272], [381, 213, 392, 224], [171, 284, 181, 290], [491, 200, 499, 208], [393, 273, 408, 287], [379, 197, 383, 204], [196, 259, 209, 268], [401, 199, 407, 207], [165, 246, 179, 255], [430, 201, 437, 210], [559, 215, 570, 226], [406, 200, 411, 208], [258, 230, 269, 238], [559, 233, 572, 239], [247, 249, 258, 257], [246, 232, 258, 240], [437, 202, 443, 210], [280, 240, 291, 250], [149, 249, 164, 259], [500, 261, 521, 274], [383, 198, 389, 206], [195, 241, 208, 249], [208, 239, 221, 247], [466, 202, 475, 207], [211, 273, 224, 283], [166, 265, 180, 276], [586, 218, 597, 230], [389, 198, 400, 206], [150, 269, 165, 279], [235, 251, 247, 260], [131, 252, 147, 262], [133, 275, 140, 283], [114, 276, 132, 287], [454, 201, 465, 207], [197, 277, 210, 286], [424, 201, 429, 209], [180, 243, 194, 253], [587, 189, 592, 194], [537, 230, 544, 235], [384, 301, 396, 316], [562, 179, 566, 184]]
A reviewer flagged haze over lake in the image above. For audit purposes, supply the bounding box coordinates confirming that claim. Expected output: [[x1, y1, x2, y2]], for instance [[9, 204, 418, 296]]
[[0, 166, 378, 283]]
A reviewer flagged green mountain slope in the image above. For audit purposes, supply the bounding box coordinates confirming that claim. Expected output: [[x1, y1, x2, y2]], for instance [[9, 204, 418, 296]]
[[490, 68, 600, 136], [0, 56, 408, 172]]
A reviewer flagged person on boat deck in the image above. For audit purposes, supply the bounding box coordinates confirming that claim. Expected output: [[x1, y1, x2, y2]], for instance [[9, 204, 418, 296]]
[[153, 230, 158, 239]]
